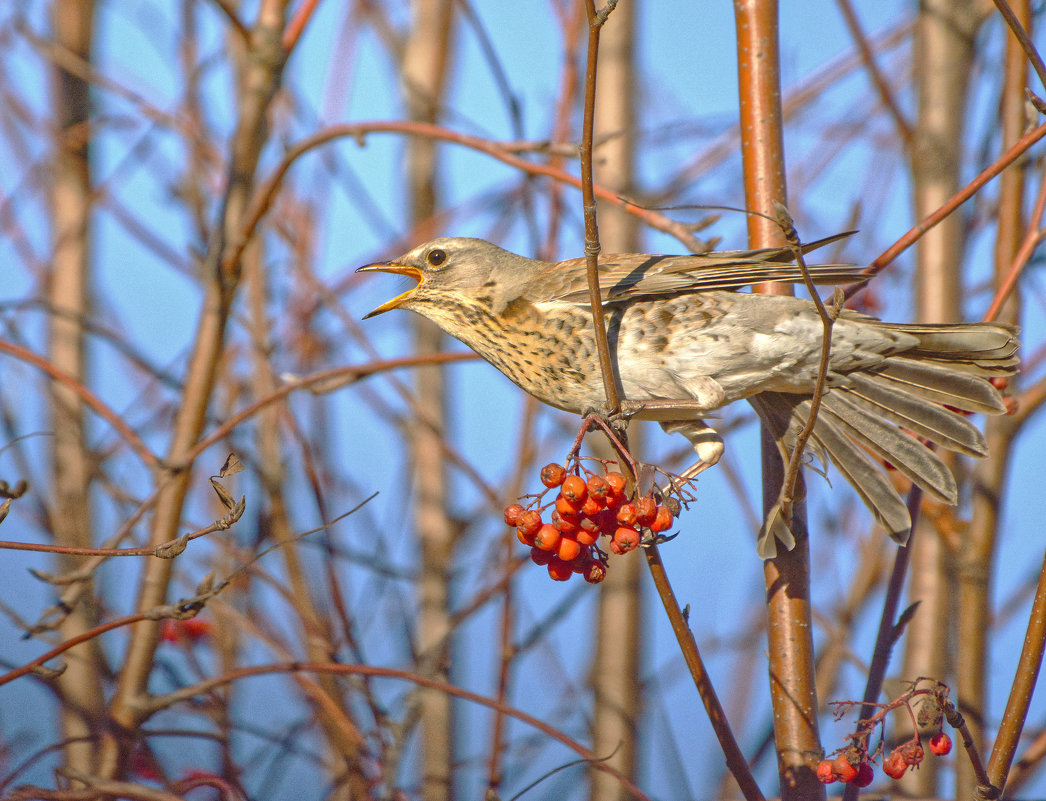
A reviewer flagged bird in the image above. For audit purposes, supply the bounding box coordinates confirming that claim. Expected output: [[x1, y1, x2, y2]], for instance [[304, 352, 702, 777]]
[[357, 235, 1019, 558]]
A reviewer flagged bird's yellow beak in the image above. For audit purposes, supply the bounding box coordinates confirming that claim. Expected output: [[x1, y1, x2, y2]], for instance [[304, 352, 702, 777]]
[[356, 262, 424, 318]]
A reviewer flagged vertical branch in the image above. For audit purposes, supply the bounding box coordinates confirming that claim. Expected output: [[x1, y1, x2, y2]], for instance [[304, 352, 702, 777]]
[[49, 0, 103, 775], [589, 5, 643, 799], [103, 0, 290, 776], [580, 0, 619, 412], [402, 2, 457, 800], [733, 2, 823, 799], [902, 2, 980, 797], [963, 1, 1029, 797]]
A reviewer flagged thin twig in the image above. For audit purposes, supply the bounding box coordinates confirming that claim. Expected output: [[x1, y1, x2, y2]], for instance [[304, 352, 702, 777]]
[[990, 0, 1046, 94]]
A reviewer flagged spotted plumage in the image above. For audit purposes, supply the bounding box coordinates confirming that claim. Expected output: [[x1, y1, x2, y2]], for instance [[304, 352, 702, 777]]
[[358, 236, 1019, 557]]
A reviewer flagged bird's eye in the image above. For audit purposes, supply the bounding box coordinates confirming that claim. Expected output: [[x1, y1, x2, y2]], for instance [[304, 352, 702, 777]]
[[427, 248, 448, 267]]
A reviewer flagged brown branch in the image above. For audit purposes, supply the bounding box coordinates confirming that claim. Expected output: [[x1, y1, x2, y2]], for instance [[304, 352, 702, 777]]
[[990, 0, 1046, 93]]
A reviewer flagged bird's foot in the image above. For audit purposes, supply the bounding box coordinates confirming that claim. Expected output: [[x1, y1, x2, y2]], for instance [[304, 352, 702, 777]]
[[581, 400, 646, 435]]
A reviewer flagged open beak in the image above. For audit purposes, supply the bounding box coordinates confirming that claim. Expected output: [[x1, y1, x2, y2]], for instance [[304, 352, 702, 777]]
[[356, 262, 424, 319]]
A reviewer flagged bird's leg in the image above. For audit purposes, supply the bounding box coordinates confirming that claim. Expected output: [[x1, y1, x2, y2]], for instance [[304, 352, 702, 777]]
[[660, 420, 725, 479]]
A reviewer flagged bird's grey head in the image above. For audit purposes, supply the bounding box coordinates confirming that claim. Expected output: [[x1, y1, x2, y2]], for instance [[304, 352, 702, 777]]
[[357, 237, 543, 319]]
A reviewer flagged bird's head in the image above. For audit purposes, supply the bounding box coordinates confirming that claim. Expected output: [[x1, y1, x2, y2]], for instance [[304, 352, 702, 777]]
[[357, 237, 542, 319]]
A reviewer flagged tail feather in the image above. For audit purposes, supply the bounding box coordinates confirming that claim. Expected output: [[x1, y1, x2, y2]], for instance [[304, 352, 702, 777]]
[[748, 321, 1017, 556], [844, 373, 988, 455], [821, 393, 956, 502]]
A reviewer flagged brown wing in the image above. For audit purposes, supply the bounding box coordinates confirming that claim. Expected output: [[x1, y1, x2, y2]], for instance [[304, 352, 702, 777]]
[[526, 231, 868, 304]]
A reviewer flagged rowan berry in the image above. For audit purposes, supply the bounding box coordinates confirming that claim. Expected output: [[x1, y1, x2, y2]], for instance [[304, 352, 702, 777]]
[[649, 505, 673, 533], [557, 536, 582, 562], [551, 509, 580, 535], [517, 510, 542, 537], [582, 559, 607, 584], [816, 760, 836, 784], [882, 750, 907, 779], [504, 503, 525, 526], [547, 557, 573, 581], [540, 463, 567, 488], [586, 474, 609, 501], [580, 495, 605, 516], [561, 474, 588, 503], [533, 524, 561, 552], [555, 495, 584, 516], [634, 496, 658, 526], [903, 744, 924, 765], [928, 732, 951, 756], [604, 471, 627, 495], [855, 762, 874, 787], [616, 502, 638, 526], [530, 546, 553, 566], [832, 754, 858, 784], [611, 525, 640, 553], [516, 526, 536, 546], [575, 527, 597, 546]]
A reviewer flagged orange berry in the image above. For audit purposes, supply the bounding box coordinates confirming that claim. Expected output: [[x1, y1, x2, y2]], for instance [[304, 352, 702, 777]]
[[551, 509, 581, 534], [557, 536, 581, 562], [561, 474, 588, 503], [540, 463, 567, 488], [816, 760, 836, 784], [586, 474, 609, 501], [576, 527, 597, 546], [928, 732, 951, 756], [604, 471, 627, 495], [530, 546, 553, 566], [603, 488, 624, 509], [611, 525, 640, 553], [503, 503, 525, 526], [547, 557, 573, 581], [517, 526, 536, 546], [991, 376, 1009, 390], [634, 496, 657, 526], [832, 755, 858, 784], [616, 502, 638, 526], [883, 750, 907, 779], [580, 495, 605, 516], [555, 495, 584, 516], [517, 510, 541, 537], [649, 505, 673, 533], [533, 524, 561, 552]]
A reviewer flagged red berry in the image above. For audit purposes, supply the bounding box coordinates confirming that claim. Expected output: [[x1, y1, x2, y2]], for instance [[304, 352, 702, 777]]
[[547, 557, 573, 581], [533, 524, 561, 552], [582, 559, 607, 584], [540, 463, 567, 488], [882, 750, 907, 779], [991, 376, 1009, 390], [928, 732, 951, 756], [902, 744, 924, 765], [516, 526, 536, 546], [616, 502, 638, 526], [517, 510, 542, 537], [816, 760, 836, 784], [530, 547, 553, 566], [561, 474, 588, 503], [634, 496, 658, 526], [832, 754, 858, 784], [594, 509, 618, 534], [576, 528, 597, 546], [503, 503, 525, 526], [855, 762, 874, 787], [611, 525, 640, 553], [586, 474, 609, 501]]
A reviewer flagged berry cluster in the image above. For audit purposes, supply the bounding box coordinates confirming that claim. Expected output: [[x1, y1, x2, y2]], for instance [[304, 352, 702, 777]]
[[818, 680, 956, 786], [504, 461, 676, 584]]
